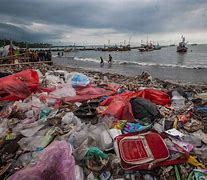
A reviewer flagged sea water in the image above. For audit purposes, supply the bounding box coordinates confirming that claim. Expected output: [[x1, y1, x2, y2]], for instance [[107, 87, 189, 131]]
[[52, 44, 207, 84]]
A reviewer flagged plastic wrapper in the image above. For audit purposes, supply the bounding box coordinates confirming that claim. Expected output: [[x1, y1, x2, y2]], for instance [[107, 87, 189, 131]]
[[194, 147, 207, 165], [84, 147, 108, 172], [18, 135, 52, 151], [18, 128, 55, 151], [66, 72, 90, 87], [100, 129, 113, 151], [8, 140, 75, 180], [14, 152, 34, 167], [39, 107, 51, 119], [0, 119, 9, 139], [20, 123, 46, 137], [69, 124, 110, 161], [62, 112, 82, 127], [75, 165, 84, 180], [112, 120, 127, 130], [45, 73, 64, 86]]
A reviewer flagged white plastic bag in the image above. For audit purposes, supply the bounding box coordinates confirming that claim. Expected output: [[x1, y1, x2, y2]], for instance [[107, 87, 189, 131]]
[[62, 112, 82, 126], [50, 84, 76, 98]]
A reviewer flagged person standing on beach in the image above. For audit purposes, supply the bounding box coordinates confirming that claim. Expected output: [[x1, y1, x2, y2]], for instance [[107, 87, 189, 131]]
[[100, 57, 104, 67], [108, 54, 112, 64]]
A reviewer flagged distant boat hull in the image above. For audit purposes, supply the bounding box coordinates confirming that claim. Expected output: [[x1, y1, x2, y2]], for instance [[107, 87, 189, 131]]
[[177, 46, 188, 52], [101, 46, 131, 52], [138, 47, 154, 52], [154, 47, 161, 50]]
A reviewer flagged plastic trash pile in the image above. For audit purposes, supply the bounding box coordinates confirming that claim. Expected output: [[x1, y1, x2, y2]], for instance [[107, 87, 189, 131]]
[[0, 67, 207, 180]]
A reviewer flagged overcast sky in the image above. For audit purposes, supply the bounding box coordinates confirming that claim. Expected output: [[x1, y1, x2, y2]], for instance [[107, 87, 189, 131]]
[[0, 0, 207, 45]]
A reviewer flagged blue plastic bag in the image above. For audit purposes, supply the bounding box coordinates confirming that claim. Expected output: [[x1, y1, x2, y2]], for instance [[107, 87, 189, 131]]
[[71, 73, 90, 87]]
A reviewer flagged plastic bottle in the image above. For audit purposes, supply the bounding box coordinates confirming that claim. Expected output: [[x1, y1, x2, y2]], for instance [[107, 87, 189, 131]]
[[171, 90, 185, 109]]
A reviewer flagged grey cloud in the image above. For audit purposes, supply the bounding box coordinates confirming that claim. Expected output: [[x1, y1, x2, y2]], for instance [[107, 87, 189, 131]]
[[0, 0, 207, 42], [0, 23, 60, 42]]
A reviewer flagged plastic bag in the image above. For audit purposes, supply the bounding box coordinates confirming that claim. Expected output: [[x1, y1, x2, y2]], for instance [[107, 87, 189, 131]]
[[39, 107, 51, 119], [0, 69, 39, 101], [45, 73, 64, 86], [50, 84, 76, 98], [18, 128, 55, 151], [14, 152, 34, 167], [8, 141, 75, 180], [0, 119, 8, 139], [62, 112, 82, 126], [84, 147, 108, 172], [20, 123, 46, 137], [69, 124, 109, 160], [66, 72, 90, 87], [75, 165, 84, 180]]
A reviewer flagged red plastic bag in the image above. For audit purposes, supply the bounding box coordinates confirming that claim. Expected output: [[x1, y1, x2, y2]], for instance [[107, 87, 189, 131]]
[[64, 84, 119, 103], [100, 89, 170, 121], [0, 69, 39, 101], [135, 89, 170, 106], [100, 91, 135, 121]]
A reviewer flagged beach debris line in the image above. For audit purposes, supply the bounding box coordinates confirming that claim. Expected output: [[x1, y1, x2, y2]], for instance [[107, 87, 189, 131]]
[[0, 64, 207, 179]]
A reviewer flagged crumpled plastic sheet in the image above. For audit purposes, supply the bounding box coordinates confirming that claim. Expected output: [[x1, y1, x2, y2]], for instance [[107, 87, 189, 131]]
[[0, 69, 39, 101], [100, 89, 170, 122], [64, 84, 119, 103], [8, 140, 75, 180], [45, 73, 64, 86], [49, 84, 76, 98]]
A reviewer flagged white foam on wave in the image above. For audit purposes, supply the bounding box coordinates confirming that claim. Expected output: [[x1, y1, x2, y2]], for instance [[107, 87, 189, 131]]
[[74, 57, 100, 63], [73, 57, 207, 69], [119, 61, 207, 69]]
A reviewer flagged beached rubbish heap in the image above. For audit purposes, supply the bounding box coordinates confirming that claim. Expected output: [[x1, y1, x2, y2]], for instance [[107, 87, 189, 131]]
[[0, 66, 207, 179]]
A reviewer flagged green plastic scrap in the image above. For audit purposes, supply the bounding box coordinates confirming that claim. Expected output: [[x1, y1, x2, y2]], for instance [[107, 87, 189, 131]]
[[85, 147, 108, 160], [188, 169, 207, 180], [174, 165, 181, 180], [39, 107, 51, 119]]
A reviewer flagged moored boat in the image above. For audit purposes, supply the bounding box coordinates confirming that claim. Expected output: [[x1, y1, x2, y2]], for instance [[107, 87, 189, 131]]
[[177, 36, 188, 53]]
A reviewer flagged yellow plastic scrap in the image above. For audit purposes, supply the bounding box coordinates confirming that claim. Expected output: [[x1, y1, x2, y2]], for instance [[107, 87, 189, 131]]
[[187, 155, 206, 169], [173, 116, 179, 129]]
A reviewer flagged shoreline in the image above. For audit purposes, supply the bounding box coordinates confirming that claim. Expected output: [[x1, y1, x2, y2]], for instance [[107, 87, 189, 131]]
[[53, 56, 207, 85], [1, 62, 207, 93]]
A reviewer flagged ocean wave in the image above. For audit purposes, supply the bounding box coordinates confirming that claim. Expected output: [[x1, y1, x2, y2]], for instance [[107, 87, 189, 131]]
[[74, 57, 100, 63], [119, 61, 207, 69], [73, 57, 207, 69]]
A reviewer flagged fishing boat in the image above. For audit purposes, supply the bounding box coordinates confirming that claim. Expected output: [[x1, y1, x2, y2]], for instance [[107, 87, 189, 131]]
[[177, 36, 188, 53], [138, 42, 154, 52], [154, 43, 161, 50]]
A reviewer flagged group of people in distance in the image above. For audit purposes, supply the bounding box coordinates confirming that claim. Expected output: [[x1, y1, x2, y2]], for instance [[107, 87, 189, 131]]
[[100, 54, 112, 67]]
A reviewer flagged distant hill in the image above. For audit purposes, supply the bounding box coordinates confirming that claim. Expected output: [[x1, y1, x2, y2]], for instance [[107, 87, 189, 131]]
[[0, 39, 52, 48]]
